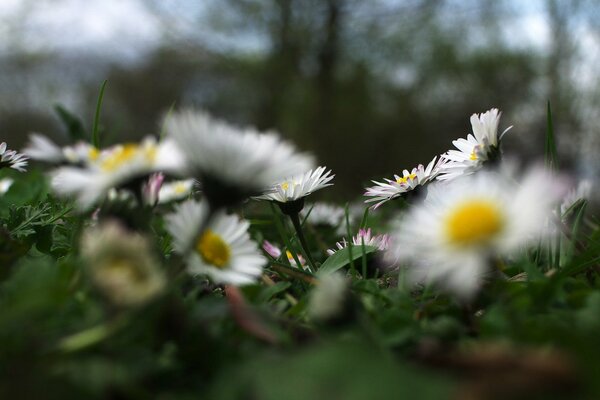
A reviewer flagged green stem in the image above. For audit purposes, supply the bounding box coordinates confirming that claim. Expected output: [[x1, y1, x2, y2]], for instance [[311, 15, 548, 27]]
[[289, 212, 317, 273]]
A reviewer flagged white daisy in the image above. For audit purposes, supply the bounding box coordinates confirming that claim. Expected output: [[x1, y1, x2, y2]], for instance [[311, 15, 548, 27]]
[[255, 166, 334, 203], [0, 178, 13, 195], [81, 221, 166, 307], [327, 228, 391, 256], [23, 133, 99, 165], [561, 179, 592, 215], [437, 108, 512, 181], [301, 203, 345, 227], [308, 272, 350, 321], [158, 179, 196, 204], [262, 240, 306, 269], [51, 137, 184, 210], [0, 142, 28, 172], [166, 199, 266, 285], [386, 166, 565, 299], [164, 109, 315, 207], [364, 156, 442, 209]]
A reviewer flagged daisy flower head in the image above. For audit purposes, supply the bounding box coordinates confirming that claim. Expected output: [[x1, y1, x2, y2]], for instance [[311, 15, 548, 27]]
[[23, 134, 99, 166], [255, 166, 334, 213], [387, 166, 566, 299], [158, 179, 196, 204], [166, 199, 266, 285], [437, 108, 512, 181], [164, 109, 315, 209], [262, 240, 307, 269], [561, 179, 592, 215], [302, 202, 345, 227], [0, 142, 28, 172], [364, 156, 442, 209], [0, 178, 13, 195], [51, 137, 184, 210], [81, 221, 166, 308], [327, 228, 391, 256]]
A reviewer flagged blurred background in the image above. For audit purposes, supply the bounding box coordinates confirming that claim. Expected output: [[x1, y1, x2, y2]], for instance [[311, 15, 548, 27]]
[[1, 0, 599, 198]]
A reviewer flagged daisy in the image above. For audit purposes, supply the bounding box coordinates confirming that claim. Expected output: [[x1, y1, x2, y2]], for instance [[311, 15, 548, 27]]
[[308, 272, 350, 321], [51, 137, 184, 210], [0, 142, 28, 172], [437, 108, 512, 181], [386, 166, 565, 299], [255, 166, 334, 210], [327, 228, 391, 256], [0, 178, 13, 195], [81, 221, 166, 307], [166, 200, 266, 285], [23, 133, 99, 165], [158, 179, 196, 204], [164, 109, 315, 209], [301, 203, 345, 228], [262, 240, 306, 269], [561, 179, 592, 215], [364, 156, 442, 209]]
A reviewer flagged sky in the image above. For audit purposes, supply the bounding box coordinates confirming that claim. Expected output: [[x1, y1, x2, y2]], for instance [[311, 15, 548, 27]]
[[0, 0, 558, 58]]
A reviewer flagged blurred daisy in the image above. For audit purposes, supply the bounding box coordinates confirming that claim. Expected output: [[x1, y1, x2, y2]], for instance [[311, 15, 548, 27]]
[[437, 108, 512, 181], [364, 156, 442, 209], [387, 167, 565, 299], [0, 178, 13, 195], [255, 166, 334, 205], [262, 240, 306, 269], [51, 137, 184, 210], [308, 272, 350, 321], [164, 109, 314, 208], [301, 203, 345, 227], [158, 179, 196, 204], [327, 228, 391, 256], [0, 142, 28, 172], [81, 221, 166, 307], [23, 134, 99, 165], [166, 200, 266, 285], [561, 179, 592, 215]]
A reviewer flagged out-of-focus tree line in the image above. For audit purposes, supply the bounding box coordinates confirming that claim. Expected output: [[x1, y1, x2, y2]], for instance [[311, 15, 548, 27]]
[[1, 0, 599, 197]]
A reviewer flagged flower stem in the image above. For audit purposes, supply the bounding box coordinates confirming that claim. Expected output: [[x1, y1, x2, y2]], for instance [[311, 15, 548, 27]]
[[289, 212, 317, 273]]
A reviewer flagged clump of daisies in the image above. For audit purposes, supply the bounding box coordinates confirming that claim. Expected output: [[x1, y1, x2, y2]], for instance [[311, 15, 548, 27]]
[[166, 200, 266, 285], [437, 108, 512, 181], [386, 166, 566, 299], [0, 142, 28, 172], [81, 221, 166, 308], [364, 156, 442, 209], [164, 109, 315, 210]]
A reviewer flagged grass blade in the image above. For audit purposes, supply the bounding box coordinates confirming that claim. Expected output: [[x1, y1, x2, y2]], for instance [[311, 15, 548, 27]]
[[92, 80, 108, 148]]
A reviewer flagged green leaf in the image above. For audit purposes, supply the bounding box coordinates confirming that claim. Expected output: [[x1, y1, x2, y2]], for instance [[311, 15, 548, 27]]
[[53, 104, 87, 142], [545, 101, 558, 170], [319, 245, 378, 274], [92, 80, 108, 148], [257, 282, 292, 303]]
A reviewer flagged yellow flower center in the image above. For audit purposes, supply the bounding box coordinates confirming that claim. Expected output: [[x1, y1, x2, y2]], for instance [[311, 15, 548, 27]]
[[196, 229, 231, 268], [396, 173, 417, 185], [174, 182, 188, 194], [88, 147, 100, 161], [445, 199, 504, 246], [100, 143, 156, 171], [469, 150, 478, 161]]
